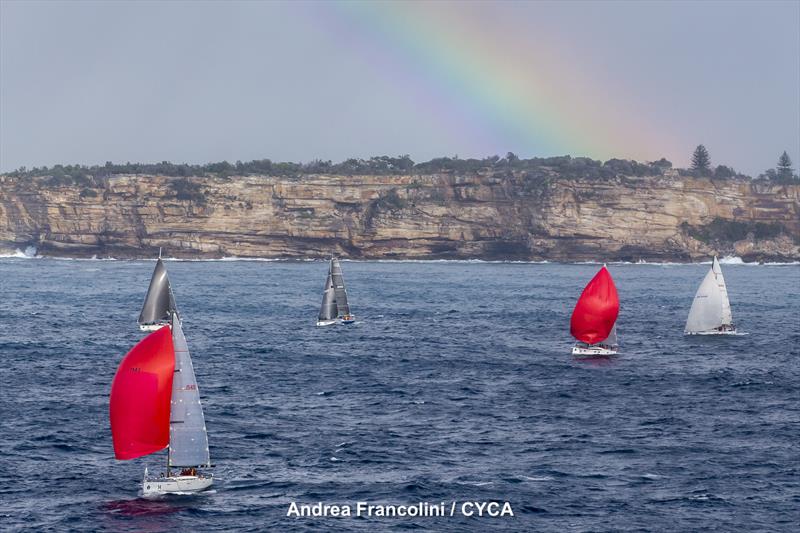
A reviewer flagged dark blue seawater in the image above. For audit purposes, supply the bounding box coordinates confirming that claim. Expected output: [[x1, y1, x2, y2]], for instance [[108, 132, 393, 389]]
[[1, 259, 798, 532]]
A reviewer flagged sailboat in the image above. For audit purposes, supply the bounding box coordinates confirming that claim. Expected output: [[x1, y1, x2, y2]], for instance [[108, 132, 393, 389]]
[[110, 313, 213, 496], [138, 250, 179, 331], [570, 265, 620, 356], [316, 258, 355, 326], [685, 256, 736, 335]]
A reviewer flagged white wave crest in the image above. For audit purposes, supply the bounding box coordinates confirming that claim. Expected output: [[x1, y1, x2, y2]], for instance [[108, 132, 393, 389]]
[[0, 246, 38, 259]]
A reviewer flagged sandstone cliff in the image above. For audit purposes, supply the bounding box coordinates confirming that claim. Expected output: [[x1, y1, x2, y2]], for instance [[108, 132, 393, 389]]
[[0, 170, 798, 262]]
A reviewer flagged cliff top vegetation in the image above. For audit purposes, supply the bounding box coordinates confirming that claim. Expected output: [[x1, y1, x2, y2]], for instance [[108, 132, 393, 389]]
[[3, 149, 797, 185]]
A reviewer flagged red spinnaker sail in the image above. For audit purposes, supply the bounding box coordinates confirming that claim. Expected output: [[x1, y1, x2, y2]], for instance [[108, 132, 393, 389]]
[[110, 326, 175, 460], [570, 266, 619, 344]]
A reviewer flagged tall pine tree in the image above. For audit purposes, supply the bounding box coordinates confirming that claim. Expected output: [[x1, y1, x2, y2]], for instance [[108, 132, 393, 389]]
[[691, 145, 711, 175], [777, 151, 794, 181]]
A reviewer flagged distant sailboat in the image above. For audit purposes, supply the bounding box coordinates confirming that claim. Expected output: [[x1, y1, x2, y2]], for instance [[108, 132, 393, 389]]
[[316, 258, 355, 326], [570, 265, 620, 356], [685, 256, 736, 335], [138, 250, 179, 331], [110, 313, 213, 496]]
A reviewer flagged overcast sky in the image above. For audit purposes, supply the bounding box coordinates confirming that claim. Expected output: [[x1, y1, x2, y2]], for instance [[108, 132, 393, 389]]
[[1, 0, 798, 176]]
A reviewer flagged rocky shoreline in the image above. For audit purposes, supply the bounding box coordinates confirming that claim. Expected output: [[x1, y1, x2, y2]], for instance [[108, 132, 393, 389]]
[[1, 170, 798, 263]]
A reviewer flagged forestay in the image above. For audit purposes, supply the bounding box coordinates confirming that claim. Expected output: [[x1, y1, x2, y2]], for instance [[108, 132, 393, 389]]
[[168, 316, 211, 468]]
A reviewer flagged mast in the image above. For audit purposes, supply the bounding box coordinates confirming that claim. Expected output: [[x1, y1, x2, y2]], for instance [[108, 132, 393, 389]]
[[330, 258, 351, 317]]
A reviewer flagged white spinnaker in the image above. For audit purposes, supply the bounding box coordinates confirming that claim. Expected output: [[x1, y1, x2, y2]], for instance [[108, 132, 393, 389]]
[[685, 258, 731, 332], [168, 316, 211, 468]]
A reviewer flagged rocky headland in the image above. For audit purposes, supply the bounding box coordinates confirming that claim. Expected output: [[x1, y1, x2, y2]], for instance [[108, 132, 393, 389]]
[[1, 168, 798, 262]]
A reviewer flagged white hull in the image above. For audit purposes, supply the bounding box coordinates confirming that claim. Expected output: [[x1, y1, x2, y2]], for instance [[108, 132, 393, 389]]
[[316, 317, 356, 326], [572, 344, 617, 356], [139, 323, 167, 332], [140, 319, 183, 332], [142, 474, 213, 496], [686, 329, 738, 336]]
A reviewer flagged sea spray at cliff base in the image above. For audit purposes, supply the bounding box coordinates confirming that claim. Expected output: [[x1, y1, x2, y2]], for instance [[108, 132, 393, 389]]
[[3, 251, 799, 266]]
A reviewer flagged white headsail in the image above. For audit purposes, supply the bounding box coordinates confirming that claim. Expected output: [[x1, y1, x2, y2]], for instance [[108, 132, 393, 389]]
[[318, 270, 337, 322], [685, 257, 734, 333], [168, 315, 211, 469]]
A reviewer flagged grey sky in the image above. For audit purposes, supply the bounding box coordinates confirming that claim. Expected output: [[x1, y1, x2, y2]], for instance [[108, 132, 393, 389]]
[[1, 0, 798, 176]]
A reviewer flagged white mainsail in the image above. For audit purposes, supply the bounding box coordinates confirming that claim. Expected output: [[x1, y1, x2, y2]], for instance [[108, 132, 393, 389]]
[[714, 257, 733, 326], [168, 315, 211, 469], [601, 324, 618, 346], [330, 258, 351, 317], [685, 257, 734, 333]]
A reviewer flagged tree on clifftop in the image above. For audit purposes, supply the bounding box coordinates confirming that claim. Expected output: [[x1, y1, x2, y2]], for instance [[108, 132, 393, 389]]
[[777, 151, 794, 181], [691, 145, 711, 175]]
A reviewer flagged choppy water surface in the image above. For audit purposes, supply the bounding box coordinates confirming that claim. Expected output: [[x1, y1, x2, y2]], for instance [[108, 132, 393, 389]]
[[1, 259, 798, 532]]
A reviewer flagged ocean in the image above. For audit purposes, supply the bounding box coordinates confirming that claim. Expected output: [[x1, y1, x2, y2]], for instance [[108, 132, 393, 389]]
[[1, 259, 798, 532]]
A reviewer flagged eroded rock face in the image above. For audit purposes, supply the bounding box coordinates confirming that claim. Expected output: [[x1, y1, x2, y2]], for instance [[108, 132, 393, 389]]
[[0, 171, 797, 261]]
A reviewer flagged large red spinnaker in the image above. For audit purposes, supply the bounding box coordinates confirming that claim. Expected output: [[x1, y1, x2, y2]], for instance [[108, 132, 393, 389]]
[[570, 266, 619, 344], [110, 326, 175, 460]]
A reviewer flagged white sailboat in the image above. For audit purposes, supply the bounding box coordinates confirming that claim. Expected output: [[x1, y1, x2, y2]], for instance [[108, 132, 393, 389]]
[[110, 313, 213, 496], [138, 249, 179, 331], [685, 256, 737, 335]]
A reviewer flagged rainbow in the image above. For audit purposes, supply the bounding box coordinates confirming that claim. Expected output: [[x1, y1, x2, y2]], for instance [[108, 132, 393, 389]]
[[311, 1, 681, 163]]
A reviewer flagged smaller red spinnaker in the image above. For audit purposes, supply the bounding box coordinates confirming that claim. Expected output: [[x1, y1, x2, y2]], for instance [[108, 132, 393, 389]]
[[570, 266, 619, 345], [110, 326, 175, 460]]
